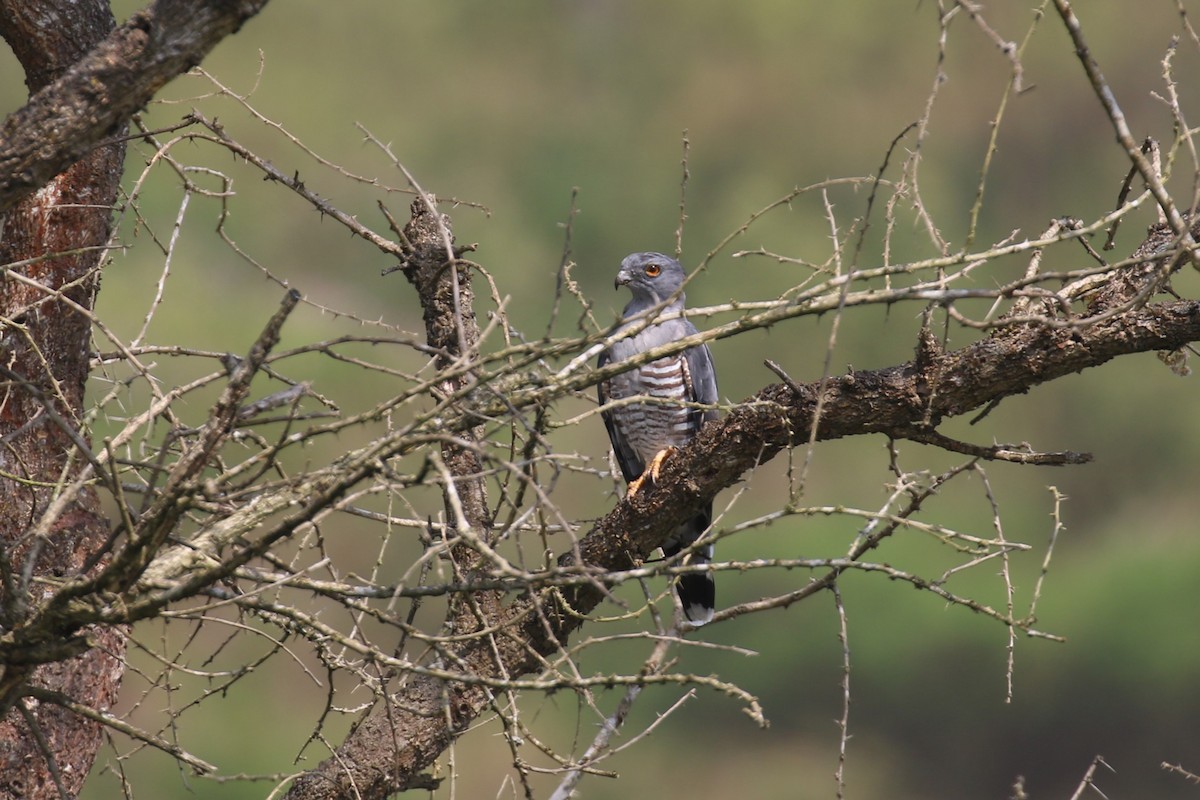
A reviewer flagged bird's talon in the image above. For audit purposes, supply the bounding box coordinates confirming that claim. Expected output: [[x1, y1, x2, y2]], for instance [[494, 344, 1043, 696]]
[[647, 447, 674, 482], [626, 447, 675, 497]]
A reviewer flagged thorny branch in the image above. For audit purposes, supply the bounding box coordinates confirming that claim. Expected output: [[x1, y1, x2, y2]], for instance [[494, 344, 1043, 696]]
[[2, 3, 1200, 799]]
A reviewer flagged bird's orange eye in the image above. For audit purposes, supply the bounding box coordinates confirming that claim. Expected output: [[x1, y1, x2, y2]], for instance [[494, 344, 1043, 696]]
[[644, 263, 661, 277]]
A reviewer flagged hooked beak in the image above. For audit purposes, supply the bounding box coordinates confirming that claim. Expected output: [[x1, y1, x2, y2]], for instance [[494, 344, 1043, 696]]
[[615, 268, 633, 290]]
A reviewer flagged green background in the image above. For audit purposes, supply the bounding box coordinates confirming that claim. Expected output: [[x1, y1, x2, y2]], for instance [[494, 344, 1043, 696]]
[[4, 2, 1200, 798]]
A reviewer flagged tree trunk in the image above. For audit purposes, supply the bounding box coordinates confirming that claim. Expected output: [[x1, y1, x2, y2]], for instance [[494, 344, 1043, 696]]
[[0, 2, 127, 797], [0, 1, 274, 793]]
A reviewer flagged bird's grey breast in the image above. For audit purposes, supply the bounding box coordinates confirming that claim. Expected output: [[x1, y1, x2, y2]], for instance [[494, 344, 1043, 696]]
[[604, 322, 697, 463]]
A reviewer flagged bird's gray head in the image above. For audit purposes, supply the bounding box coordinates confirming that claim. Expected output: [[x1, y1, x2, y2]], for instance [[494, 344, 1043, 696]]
[[615, 252, 687, 310]]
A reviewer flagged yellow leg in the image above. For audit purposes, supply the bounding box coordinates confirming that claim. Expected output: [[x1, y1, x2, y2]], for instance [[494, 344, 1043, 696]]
[[626, 447, 676, 496]]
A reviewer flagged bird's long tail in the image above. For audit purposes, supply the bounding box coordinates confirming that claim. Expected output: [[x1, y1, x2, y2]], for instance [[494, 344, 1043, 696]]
[[676, 553, 715, 625], [664, 505, 715, 625]]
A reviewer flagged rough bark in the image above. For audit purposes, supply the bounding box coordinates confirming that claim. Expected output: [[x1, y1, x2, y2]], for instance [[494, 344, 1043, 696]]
[[395, 200, 493, 542], [0, 0, 272, 214], [0, 4, 126, 796]]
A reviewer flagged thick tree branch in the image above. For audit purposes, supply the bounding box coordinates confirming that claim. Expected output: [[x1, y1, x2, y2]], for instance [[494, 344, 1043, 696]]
[[285, 222, 1200, 799], [284, 199, 502, 798], [0, 0, 271, 214]]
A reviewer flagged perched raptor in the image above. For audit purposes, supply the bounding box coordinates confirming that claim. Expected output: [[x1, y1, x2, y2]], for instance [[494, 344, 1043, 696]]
[[597, 252, 719, 624]]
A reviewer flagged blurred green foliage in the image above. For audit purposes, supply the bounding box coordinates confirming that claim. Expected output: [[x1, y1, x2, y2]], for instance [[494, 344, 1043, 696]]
[[5, 1, 1200, 798]]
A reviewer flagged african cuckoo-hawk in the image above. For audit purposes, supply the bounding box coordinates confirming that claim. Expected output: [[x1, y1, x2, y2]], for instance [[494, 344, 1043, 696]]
[[597, 252, 719, 624]]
